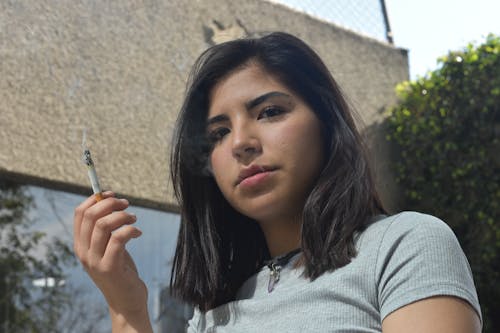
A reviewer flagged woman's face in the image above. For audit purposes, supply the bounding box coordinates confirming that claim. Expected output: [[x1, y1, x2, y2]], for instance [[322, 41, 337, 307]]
[[207, 63, 325, 226]]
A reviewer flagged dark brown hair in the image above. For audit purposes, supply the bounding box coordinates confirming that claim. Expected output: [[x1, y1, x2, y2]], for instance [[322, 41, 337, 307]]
[[170, 32, 385, 311]]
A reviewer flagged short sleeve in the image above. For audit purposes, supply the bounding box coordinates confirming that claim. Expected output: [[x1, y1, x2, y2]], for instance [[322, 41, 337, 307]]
[[375, 212, 482, 323]]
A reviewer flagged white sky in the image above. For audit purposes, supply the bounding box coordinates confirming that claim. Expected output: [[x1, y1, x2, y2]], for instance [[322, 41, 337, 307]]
[[386, 0, 500, 79]]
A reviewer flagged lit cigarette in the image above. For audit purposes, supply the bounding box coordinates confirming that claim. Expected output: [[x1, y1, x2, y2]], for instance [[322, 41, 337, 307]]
[[82, 130, 103, 201]]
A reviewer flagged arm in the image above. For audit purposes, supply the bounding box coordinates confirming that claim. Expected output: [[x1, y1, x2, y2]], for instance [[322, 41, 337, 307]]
[[73, 191, 153, 333], [376, 213, 482, 333], [382, 296, 481, 333]]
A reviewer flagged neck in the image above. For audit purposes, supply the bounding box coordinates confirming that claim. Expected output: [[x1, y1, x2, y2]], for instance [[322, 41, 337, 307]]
[[258, 216, 302, 257]]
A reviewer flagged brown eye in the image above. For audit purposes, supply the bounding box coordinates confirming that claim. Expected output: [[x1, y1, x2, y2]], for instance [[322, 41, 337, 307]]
[[208, 127, 230, 144], [258, 106, 285, 120]]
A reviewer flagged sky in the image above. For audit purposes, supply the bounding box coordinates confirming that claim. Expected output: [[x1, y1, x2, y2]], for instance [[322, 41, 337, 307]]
[[385, 0, 500, 79]]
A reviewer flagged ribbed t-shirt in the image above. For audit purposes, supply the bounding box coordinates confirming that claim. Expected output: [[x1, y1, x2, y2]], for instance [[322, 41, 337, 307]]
[[187, 212, 482, 332]]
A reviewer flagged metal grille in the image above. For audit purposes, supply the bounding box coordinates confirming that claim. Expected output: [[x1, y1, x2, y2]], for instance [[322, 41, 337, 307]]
[[266, 0, 393, 44]]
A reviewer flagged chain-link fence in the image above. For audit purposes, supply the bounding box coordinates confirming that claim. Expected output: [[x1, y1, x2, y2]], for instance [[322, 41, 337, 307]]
[[266, 0, 393, 44]]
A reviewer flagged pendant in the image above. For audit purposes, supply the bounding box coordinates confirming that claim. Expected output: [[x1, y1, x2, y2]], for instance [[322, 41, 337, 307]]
[[267, 263, 281, 293]]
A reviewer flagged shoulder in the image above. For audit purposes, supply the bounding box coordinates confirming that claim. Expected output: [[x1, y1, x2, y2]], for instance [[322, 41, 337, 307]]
[[356, 211, 468, 283], [357, 211, 456, 252], [382, 211, 451, 233], [366, 211, 469, 280], [364, 212, 482, 324], [367, 211, 452, 235]]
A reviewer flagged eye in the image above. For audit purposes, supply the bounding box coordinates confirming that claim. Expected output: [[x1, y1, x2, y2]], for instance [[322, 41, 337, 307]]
[[207, 127, 230, 144], [257, 106, 286, 120]]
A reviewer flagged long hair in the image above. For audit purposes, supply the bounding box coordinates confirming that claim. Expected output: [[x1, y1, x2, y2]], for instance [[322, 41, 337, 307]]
[[170, 32, 385, 311]]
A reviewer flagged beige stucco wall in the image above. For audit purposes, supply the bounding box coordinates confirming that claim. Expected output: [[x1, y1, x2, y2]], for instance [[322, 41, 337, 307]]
[[0, 0, 408, 211]]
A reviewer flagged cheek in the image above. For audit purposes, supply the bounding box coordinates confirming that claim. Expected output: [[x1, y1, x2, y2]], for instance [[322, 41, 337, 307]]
[[275, 118, 325, 179], [274, 121, 322, 159]]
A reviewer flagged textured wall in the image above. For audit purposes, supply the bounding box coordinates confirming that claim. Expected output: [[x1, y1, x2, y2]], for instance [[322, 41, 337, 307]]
[[0, 0, 408, 211]]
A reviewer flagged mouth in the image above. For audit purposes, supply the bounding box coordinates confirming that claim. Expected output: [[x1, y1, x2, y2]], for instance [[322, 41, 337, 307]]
[[236, 165, 277, 186]]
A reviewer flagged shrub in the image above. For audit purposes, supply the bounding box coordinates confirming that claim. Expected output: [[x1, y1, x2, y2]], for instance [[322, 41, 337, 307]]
[[386, 34, 499, 332]]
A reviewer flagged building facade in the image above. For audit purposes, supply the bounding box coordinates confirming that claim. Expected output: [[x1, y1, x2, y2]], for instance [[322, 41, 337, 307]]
[[0, 1, 408, 332]]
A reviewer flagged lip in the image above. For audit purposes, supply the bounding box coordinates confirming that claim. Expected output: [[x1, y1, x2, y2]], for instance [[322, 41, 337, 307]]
[[236, 165, 276, 186]]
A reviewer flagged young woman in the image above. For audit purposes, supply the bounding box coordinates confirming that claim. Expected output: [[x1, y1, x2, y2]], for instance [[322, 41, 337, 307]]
[[73, 32, 482, 332]]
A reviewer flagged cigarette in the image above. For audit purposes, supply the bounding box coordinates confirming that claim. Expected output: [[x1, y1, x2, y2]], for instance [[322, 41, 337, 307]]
[[82, 130, 103, 201]]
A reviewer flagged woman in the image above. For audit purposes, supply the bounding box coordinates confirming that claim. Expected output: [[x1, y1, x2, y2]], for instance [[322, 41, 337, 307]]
[[73, 32, 482, 332]]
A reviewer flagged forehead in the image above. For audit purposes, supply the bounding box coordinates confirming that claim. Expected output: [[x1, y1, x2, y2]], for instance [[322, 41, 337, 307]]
[[208, 64, 293, 116]]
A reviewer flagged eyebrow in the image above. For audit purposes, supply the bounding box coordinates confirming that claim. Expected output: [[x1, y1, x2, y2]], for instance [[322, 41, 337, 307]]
[[206, 91, 292, 127], [244, 91, 291, 110]]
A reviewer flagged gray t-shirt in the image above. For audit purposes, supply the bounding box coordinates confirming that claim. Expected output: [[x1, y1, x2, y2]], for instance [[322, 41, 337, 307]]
[[187, 212, 482, 332]]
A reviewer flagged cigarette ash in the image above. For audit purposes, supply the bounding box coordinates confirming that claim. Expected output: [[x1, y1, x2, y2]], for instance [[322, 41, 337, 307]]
[[81, 129, 95, 167]]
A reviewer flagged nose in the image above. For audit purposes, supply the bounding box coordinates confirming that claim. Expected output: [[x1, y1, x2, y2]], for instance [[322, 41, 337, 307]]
[[231, 123, 261, 161]]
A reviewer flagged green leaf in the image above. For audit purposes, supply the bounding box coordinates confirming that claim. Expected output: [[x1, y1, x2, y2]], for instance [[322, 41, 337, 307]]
[[383, 34, 500, 333]]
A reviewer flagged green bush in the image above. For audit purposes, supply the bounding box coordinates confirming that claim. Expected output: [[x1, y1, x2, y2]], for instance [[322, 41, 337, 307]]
[[386, 34, 499, 332]]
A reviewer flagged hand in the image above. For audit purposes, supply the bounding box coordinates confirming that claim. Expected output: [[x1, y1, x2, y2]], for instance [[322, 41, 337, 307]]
[[73, 191, 153, 332]]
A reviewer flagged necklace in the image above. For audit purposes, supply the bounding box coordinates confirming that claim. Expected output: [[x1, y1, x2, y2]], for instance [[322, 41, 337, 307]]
[[264, 248, 301, 293]]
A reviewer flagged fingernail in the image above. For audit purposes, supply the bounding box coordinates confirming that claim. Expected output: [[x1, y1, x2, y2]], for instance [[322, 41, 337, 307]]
[[130, 213, 137, 220], [120, 198, 129, 204], [104, 190, 114, 196]]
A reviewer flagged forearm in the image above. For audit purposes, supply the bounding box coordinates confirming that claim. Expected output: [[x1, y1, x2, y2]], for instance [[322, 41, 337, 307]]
[[110, 306, 153, 333]]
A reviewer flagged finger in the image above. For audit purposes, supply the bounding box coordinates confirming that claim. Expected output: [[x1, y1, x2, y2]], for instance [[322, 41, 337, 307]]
[[80, 197, 130, 252], [74, 191, 114, 256], [89, 211, 137, 259], [74, 191, 114, 240], [101, 225, 142, 269]]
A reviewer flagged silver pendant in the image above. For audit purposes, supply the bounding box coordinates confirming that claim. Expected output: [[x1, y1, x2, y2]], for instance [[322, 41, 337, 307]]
[[267, 263, 281, 293]]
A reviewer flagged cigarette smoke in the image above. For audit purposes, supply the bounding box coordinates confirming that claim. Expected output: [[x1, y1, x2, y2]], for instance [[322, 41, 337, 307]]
[[181, 133, 213, 177]]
